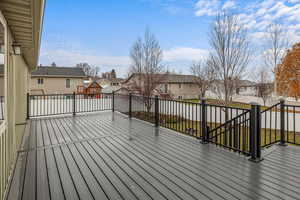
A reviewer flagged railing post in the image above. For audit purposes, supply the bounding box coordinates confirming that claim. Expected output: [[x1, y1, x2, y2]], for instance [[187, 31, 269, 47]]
[[155, 96, 159, 127], [26, 93, 30, 119], [279, 99, 286, 146], [112, 91, 115, 112], [249, 102, 263, 162], [129, 93, 132, 118], [200, 98, 208, 143], [73, 92, 76, 116]]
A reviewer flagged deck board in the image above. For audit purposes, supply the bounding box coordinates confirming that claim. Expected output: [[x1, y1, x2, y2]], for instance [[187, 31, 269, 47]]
[[6, 111, 300, 200]]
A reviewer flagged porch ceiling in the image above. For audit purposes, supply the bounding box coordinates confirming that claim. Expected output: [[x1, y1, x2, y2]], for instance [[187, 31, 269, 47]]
[[0, 0, 45, 69]]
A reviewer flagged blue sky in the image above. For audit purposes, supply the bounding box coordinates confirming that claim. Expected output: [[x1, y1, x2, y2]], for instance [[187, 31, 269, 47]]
[[39, 0, 300, 77]]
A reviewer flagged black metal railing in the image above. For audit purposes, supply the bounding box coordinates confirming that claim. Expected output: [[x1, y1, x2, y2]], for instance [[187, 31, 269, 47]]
[[207, 110, 251, 155], [283, 104, 300, 145], [28, 93, 112, 117], [0, 96, 4, 120], [25, 91, 300, 161], [260, 102, 281, 147]]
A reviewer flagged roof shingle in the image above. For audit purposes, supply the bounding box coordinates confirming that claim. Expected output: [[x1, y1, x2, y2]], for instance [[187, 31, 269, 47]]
[[31, 66, 87, 77]]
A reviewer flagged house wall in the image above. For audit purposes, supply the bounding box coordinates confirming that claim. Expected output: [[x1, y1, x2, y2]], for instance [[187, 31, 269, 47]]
[[165, 83, 200, 99], [124, 75, 201, 99], [30, 77, 84, 94]]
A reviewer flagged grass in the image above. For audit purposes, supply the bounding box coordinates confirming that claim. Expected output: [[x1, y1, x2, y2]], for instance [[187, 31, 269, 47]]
[[130, 111, 300, 150], [185, 98, 269, 110]]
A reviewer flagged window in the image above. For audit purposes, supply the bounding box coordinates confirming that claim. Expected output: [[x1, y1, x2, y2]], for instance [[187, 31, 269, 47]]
[[164, 84, 168, 93], [37, 78, 44, 85], [178, 96, 182, 100], [66, 79, 70, 88], [179, 84, 181, 89]]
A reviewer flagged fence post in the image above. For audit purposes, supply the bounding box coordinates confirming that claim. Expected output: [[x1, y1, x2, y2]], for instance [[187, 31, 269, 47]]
[[129, 93, 132, 118], [200, 98, 208, 143], [155, 96, 159, 127], [26, 93, 30, 119], [249, 102, 263, 162], [73, 92, 76, 116], [279, 99, 286, 146], [112, 91, 115, 112]]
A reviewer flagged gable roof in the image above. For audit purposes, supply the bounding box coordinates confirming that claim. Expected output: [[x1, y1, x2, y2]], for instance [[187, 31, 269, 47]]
[[124, 73, 200, 84], [87, 81, 102, 89], [31, 66, 87, 78]]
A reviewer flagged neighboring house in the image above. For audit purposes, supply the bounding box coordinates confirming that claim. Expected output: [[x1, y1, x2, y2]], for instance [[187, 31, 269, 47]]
[[235, 80, 257, 96], [96, 69, 124, 87], [97, 77, 124, 87], [30, 66, 87, 94], [77, 81, 102, 97], [102, 85, 122, 93], [123, 73, 201, 99]]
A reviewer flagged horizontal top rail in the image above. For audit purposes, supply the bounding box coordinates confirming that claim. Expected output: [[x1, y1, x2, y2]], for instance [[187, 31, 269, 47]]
[[29, 92, 113, 97], [284, 104, 300, 108], [260, 102, 281, 114]]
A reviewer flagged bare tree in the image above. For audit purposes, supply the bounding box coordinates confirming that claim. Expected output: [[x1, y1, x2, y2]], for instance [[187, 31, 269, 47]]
[[76, 63, 99, 78], [254, 67, 273, 106], [209, 12, 251, 107], [129, 29, 165, 112], [190, 58, 216, 98], [263, 24, 290, 73], [263, 24, 290, 94]]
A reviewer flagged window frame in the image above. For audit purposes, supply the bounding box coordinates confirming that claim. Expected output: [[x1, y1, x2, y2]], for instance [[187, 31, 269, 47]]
[[37, 78, 44, 85], [66, 78, 71, 88]]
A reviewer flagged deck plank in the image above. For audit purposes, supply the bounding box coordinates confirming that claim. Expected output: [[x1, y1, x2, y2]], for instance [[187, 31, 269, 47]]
[[36, 149, 51, 200], [6, 112, 300, 200], [6, 152, 27, 200], [21, 150, 36, 200]]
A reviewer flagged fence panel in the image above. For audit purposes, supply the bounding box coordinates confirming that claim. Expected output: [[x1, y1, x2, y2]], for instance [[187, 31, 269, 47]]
[[159, 99, 202, 138], [284, 105, 300, 145], [208, 110, 251, 155], [29, 93, 112, 117], [114, 94, 130, 115], [260, 102, 281, 147], [75, 93, 112, 113]]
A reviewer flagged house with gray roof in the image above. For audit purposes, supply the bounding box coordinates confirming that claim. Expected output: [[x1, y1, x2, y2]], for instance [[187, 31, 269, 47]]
[[123, 73, 202, 99], [30, 66, 88, 94]]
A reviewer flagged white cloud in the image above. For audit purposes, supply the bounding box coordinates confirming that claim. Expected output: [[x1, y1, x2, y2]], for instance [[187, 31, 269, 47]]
[[163, 47, 209, 62], [194, 0, 237, 16], [288, 0, 300, 3], [40, 49, 131, 77], [195, 0, 300, 44], [195, 0, 220, 16], [223, 0, 236, 9]]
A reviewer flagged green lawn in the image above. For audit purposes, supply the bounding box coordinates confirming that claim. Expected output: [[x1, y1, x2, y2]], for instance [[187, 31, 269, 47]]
[[185, 98, 269, 110]]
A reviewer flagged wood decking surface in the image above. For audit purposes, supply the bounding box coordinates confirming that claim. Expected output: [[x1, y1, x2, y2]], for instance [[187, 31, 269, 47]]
[[6, 111, 300, 200]]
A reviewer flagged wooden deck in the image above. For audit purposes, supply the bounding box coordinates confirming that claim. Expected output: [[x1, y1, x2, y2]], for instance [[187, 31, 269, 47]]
[[6, 111, 300, 200]]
